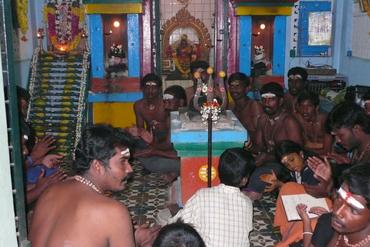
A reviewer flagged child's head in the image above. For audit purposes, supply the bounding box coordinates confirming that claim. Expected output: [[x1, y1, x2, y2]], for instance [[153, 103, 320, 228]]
[[218, 148, 255, 187]]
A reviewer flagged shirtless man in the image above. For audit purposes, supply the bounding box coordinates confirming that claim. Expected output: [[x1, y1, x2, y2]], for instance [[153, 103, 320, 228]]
[[254, 82, 304, 163], [304, 102, 370, 198], [295, 90, 333, 155], [328, 163, 370, 247], [297, 162, 370, 247], [134, 73, 167, 140], [30, 125, 158, 247], [130, 85, 187, 179], [227, 72, 263, 144], [244, 82, 303, 200], [284, 67, 308, 113]]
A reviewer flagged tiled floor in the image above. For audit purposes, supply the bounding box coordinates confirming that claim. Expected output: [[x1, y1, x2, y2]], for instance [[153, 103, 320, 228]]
[[114, 162, 280, 246]]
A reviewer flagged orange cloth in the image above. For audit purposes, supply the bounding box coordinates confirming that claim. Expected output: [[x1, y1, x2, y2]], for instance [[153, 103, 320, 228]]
[[274, 182, 332, 247]]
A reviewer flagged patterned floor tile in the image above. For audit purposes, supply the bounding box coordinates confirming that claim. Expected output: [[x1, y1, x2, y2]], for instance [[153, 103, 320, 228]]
[[114, 162, 280, 245]]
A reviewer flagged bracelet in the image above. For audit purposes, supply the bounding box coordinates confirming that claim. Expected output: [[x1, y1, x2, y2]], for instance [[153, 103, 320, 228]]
[[303, 232, 313, 235]]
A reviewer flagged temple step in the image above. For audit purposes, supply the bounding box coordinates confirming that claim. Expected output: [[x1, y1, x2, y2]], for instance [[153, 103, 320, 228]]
[[27, 49, 89, 172]]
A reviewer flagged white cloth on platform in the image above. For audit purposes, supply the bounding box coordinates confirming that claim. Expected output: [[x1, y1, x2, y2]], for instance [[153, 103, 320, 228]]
[[168, 183, 253, 247]]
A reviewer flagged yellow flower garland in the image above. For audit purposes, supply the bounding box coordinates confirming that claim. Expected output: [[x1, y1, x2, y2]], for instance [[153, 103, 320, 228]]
[[173, 56, 190, 76], [16, 0, 29, 39]]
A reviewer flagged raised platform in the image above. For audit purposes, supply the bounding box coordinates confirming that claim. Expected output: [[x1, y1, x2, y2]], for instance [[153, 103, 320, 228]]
[[171, 109, 247, 203]]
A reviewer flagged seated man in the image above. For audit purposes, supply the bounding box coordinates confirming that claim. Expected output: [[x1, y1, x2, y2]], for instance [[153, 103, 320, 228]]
[[21, 131, 66, 206], [284, 67, 308, 113], [30, 125, 159, 247], [244, 82, 303, 200], [295, 90, 333, 155], [298, 162, 370, 247], [129, 85, 187, 180], [302, 101, 370, 198], [164, 148, 256, 247], [134, 73, 168, 140], [227, 72, 263, 144]]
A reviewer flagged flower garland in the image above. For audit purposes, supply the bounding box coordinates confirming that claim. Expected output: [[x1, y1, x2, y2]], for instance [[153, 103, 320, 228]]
[[26, 47, 41, 122], [73, 50, 89, 159], [16, 0, 29, 41], [173, 56, 190, 76], [44, 1, 84, 52], [200, 99, 221, 123]]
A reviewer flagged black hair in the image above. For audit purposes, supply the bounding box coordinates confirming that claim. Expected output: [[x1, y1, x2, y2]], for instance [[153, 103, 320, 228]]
[[325, 101, 370, 134], [218, 148, 256, 187], [296, 90, 320, 107], [190, 60, 209, 74], [287, 67, 308, 81], [340, 162, 370, 208], [153, 220, 206, 247], [164, 85, 187, 107], [260, 82, 284, 98], [275, 140, 315, 161], [140, 73, 163, 89], [227, 72, 251, 87], [74, 125, 134, 174]]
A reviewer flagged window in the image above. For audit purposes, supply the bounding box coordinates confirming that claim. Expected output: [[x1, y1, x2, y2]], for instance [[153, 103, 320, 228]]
[[298, 1, 332, 56]]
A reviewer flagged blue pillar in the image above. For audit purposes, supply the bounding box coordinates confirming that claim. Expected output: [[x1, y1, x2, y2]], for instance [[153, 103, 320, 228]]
[[127, 14, 140, 77], [273, 16, 286, 75], [88, 14, 104, 78], [239, 16, 252, 76]]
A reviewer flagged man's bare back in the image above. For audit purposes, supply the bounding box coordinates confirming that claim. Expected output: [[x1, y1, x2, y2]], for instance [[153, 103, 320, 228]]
[[30, 179, 135, 247], [30, 126, 159, 247]]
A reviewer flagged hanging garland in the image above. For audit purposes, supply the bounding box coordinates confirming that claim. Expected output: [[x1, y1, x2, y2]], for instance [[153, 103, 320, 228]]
[[172, 55, 191, 76], [16, 0, 29, 41], [44, 1, 85, 52]]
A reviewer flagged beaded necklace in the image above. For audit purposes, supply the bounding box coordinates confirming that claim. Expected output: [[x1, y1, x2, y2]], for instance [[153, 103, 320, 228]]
[[335, 234, 370, 247], [74, 175, 102, 194], [352, 142, 370, 164]]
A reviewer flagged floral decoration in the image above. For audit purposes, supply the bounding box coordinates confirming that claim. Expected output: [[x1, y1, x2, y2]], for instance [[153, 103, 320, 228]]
[[200, 99, 221, 123], [44, 1, 84, 52]]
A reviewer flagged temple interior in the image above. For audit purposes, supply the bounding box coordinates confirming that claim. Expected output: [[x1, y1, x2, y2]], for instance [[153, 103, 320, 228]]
[[1, 0, 370, 246]]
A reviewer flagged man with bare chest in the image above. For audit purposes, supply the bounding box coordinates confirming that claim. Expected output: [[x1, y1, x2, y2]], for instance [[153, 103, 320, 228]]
[[254, 82, 304, 161], [295, 90, 333, 155], [244, 82, 303, 200], [228, 72, 263, 144], [284, 67, 308, 113], [134, 73, 168, 140], [30, 125, 158, 247]]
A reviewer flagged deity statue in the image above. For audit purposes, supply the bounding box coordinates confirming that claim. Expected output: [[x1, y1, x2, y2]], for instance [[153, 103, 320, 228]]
[[251, 45, 272, 77], [166, 34, 200, 79]]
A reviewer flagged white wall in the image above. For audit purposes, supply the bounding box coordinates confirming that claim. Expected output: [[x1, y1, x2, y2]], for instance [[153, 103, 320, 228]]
[[284, 0, 370, 86], [0, 51, 18, 247], [337, 0, 370, 85]]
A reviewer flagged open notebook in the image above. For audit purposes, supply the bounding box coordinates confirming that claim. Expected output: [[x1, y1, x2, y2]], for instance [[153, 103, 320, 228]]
[[281, 194, 330, 221]]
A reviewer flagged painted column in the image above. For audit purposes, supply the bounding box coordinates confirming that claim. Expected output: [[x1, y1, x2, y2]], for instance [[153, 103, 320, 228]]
[[127, 14, 140, 77], [227, 1, 238, 75], [239, 16, 252, 75], [88, 14, 105, 78], [273, 16, 286, 75], [215, 0, 225, 73], [142, 0, 153, 75]]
